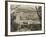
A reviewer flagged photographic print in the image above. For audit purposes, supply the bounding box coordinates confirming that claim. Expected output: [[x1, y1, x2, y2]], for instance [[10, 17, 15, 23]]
[[5, 1, 45, 36]]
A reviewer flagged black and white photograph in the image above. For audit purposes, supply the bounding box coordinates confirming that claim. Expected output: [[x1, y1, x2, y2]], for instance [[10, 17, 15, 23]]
[[5, 1, 45, 35], [11, 4, 42, 32]]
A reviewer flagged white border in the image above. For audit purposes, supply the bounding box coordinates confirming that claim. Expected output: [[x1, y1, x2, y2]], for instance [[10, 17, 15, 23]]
[[8, 2, 44, 35]]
